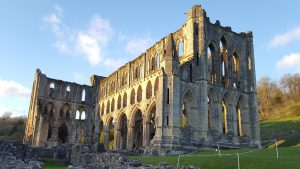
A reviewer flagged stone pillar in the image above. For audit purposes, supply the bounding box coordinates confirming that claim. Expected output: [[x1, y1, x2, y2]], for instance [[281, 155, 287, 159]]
[[226, 103, 234, 134], [249, 94, 261, 147], [49, 126, 59, 147], [216, 101, 223, 134], [114, 128, 120, 149], [127, 126, 134, 149], [104, 129, 109, 149], [143, 122, 149, 146], [196, 80, 208, 145]]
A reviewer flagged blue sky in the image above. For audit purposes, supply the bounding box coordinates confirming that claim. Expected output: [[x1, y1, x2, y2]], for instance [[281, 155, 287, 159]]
[[0, 0, 300, 116]]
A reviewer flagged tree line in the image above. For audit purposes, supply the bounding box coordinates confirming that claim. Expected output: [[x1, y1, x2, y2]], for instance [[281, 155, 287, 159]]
[[257, 73, 300, 120]]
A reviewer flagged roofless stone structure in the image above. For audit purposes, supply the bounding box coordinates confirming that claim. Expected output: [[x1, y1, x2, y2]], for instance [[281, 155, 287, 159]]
[[24, 5, 261, 154]]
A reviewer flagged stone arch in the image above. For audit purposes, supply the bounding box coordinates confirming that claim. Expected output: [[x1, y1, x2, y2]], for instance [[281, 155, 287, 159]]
[[130, 89, 135, 105], [58, 122, 68, 144], [101, 103, 104, 116], [237, 95, 250, 137], [116, 113, 128, 149], [106, 100, 110, 114], [220, 36, 229, 87], [117, 94, 121, 109], [154, 77, 159, 95], [75, 106, 85, 120], [44, 102, 54, 117], [47, 124, 52, 140], [105, 116, 115, 150], [232, 50, 240, 80], [111, 98, 115, 112], [145, 102, 156, 146], [75, 110, 80, 119], [177, 39, 183, 57], [123, 92, 127, 108], [146, 81, 152, 99], [81, 89, 86, 102], [207, 40, 218, 84], [180, 88, 197, 128], [221, 91, 234, 134], [49, 82, 55, 96], [219, 35, 229, 51], [208, 88, 219, 131], [137, 85, 142, 102], [60, 103, 70, 119], [81, 111, 86, 120], [128, 107, 144, 149]]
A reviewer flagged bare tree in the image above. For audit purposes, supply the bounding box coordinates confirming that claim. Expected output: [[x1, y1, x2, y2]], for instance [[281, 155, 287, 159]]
[[1, 112, 12, 120]]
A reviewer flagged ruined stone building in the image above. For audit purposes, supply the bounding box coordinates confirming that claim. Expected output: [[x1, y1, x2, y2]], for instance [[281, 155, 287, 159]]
[[24, 5, 261, 153]]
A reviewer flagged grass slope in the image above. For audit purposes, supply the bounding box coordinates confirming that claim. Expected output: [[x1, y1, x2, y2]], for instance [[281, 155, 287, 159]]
[[132, 147, 300, 169], [260, 116, 300, 147]]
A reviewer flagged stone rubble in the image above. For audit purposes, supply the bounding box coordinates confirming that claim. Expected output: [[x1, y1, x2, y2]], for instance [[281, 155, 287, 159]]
[[0, 141, 200, 169]]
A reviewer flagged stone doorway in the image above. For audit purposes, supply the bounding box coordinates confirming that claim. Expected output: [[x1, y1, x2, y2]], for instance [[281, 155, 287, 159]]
[[58, 123, 68, 143]]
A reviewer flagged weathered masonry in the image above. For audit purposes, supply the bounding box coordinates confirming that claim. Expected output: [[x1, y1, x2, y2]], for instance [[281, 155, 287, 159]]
[[24, 5, 261, 153]]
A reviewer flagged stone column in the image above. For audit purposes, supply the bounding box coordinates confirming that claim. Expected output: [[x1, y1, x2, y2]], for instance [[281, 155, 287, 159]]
[[143, 122, 149, 146], [216, 101, 223, 134], [196, 80, 208, 145], [103, 126, 109, 149], [114, 128, 121, 149], [50, 126, 59, 147], [127, 126, 134, 149]]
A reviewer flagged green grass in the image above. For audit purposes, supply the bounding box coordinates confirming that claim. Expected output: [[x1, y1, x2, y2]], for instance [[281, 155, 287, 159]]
[[43, 158, 67, 169], [131, 147, 300, 169], [260, 115, 300, 147]]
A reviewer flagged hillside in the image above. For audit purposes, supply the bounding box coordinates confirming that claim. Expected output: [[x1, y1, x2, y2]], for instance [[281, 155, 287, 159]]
[[260, 102, 300, 147], [0, 117, 26, 142]]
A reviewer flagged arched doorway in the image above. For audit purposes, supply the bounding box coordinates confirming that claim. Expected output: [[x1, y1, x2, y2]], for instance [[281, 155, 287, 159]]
[[118, 113, 127, 149], [222, 100, 227, 134], [58, 123, 68, 144], [181, 89, 196, 129], [133, 110, 143, 149], [107, 118, 115, 150], [148, 104, 156, 146], [237, 95, 250, 137]]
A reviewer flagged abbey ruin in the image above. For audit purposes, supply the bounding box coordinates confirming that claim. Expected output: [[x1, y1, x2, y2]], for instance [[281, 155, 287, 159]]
[[24, 5, 261, 154]]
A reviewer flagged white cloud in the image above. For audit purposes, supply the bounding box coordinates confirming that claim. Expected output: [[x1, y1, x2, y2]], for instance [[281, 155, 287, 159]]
[[77, 34, 101, 65], [125, 35, 154, 56], [43, 6, 113, 66], [43, 5, 63, 36], [269, 26, 300, 48], [0, 78, 31, 98], [43, 5, 155, 69], [276, 53, 300, 74]]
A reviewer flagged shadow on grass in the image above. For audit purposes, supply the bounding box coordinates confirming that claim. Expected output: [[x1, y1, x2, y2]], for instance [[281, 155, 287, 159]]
[[43, 158, 67, 169], [260, 118, 300, 147]]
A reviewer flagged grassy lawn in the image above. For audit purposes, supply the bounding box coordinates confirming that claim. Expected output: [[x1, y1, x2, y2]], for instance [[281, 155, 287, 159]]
[[43, 158, 67, 169], [131, 147, 300, 169]]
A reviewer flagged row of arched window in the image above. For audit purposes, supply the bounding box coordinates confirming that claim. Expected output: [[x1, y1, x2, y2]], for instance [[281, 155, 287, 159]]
[[207, 36, 253, 87], [43, 102, 86, 120], [48, 82, 86, 101], [100, 78, 159, 116]]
